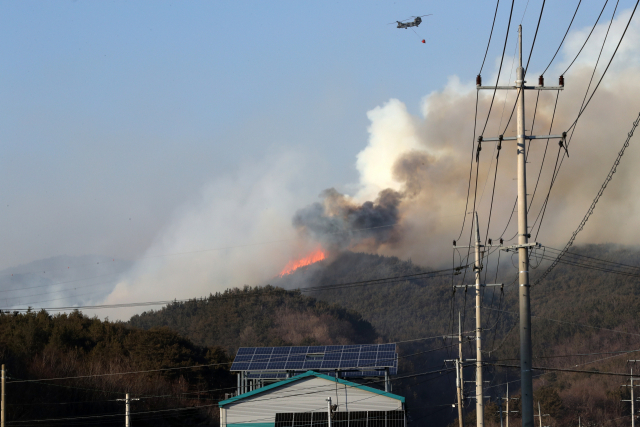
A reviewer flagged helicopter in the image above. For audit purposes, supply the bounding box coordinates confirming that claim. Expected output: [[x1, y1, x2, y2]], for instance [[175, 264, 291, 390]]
[[392, 14, 432, 29]]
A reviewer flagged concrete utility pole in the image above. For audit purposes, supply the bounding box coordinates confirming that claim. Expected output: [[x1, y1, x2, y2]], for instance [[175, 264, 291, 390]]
[[457, 313, 464, 427], [452, 218, 503, 427], [515, 25, 534, 427], [117, 393, 139, 427], [474, 212, 484, 427], [445, 313, 475, 427], [534, 402, 550, 427], [623, 363, 640, 427], [326, 397, 332, 427], [477, 24, 564, 427], [1, 364, 5, 427], [498, 383, 519, 427]]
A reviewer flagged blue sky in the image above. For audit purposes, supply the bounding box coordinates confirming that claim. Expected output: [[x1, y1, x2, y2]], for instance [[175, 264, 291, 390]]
[[0, 0, 633, 277]]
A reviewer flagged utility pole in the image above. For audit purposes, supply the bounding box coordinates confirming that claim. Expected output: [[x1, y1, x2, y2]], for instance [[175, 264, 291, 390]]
[[452, 215, 503, 427], [444, 313, 474, 427], [623, 363, 640, 427], [477, 24, 564, 427], [457, 313, 464, 427], [534, 402, 550, 427], [498, 383, 519, 427], [474, 211, 484, 427], [1, 364, 5, 427], [117, 393, 139, 427], [327, 397, 332, 427]]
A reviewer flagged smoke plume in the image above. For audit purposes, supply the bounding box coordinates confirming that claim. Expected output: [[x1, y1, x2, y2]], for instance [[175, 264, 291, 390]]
[[100, 9, 640, 319], [291, 9, 640, 264], [292, 188, 402, 252]]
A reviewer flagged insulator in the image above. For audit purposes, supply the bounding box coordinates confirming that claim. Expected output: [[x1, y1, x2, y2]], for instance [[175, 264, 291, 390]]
[[488, 239, 492, 245], [538, 75, 544, 87], [559, 75, 564, 87], [476, 74, 482, 87], [453, 240, 457, 246], [500, 238, 504, 245]]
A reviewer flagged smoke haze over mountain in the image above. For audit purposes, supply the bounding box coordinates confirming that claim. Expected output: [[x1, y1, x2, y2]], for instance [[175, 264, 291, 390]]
[[6, 8, 640, 320]]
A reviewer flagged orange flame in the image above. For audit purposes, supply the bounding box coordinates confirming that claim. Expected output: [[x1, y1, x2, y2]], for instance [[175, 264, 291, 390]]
[[279, 247, 326, 277]]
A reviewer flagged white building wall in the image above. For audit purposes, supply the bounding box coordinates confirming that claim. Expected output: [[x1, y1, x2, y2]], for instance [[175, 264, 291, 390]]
[[224, 377, 403, 425]]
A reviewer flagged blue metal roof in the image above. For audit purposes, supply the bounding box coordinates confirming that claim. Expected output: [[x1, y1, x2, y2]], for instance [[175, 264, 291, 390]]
[[218, 370, 405, 407]]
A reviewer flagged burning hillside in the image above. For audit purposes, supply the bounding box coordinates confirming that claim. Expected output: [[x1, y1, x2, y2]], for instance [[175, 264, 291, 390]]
[[279, 247, 326, 277]]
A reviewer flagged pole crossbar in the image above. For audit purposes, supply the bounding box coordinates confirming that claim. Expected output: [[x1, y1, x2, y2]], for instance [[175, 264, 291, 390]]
[[454, 284, 503, 288], [477, 85, 564, 90], [481, 135, 563, 142], [500, 242, 541, 252]]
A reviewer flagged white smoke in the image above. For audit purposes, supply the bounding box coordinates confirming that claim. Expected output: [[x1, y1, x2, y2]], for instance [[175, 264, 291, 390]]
[[101, 8, 640, 319], [99, 152, 320, 320]]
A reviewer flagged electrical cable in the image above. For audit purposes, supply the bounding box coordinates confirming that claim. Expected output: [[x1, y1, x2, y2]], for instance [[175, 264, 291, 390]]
[[498, 0, 547, 137], [527, 90, 560, 212], [1, 264, 470, 312], [480, 0, 516, 137], [534, 110, 640, 285], [566, 0, 639, 133], [479, 0, 502, 75], [541, 0, 583, 76], [561, 0, 611, 76], [482, 306, 640, 338], [456, 93, 480, 242]]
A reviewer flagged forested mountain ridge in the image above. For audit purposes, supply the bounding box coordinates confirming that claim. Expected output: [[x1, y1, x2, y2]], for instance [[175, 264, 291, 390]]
[[273, 245, 640, 426], [129, 286, 380, 354], [0, 310, 232, 426], [9, 245, 633, 426]]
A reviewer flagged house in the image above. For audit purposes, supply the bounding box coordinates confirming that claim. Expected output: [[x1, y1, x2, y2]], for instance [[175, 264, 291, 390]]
[[219, 371, 406, 427]]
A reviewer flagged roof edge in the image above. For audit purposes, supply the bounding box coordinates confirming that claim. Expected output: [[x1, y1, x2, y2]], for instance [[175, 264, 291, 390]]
[[219, 370, 404, 407]]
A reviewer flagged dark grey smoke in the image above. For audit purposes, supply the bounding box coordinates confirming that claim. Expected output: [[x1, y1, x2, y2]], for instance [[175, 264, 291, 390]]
[[292, 188, 402, 251]]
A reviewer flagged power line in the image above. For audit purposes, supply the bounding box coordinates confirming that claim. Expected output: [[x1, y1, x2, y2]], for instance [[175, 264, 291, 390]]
[[481, 306, 640, 338], [479, 0, 516, 137], [541, 0, 583, 75], [488, 362, 638, 378], [479, 0, 502, 74], [534, 110, 640, 285], [566, 0, 640, 132], [1, 262, 469, 312], [561, 0, 611, 76], [531, 0, 625, 241], [6, 335, 465, 384]]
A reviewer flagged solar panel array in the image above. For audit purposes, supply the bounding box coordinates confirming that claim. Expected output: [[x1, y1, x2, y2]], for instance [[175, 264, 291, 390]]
[[231, 344, 397, 379]]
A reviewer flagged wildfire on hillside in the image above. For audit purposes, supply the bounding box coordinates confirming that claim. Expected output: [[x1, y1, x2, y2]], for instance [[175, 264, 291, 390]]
[[279, 247, 326, 277]]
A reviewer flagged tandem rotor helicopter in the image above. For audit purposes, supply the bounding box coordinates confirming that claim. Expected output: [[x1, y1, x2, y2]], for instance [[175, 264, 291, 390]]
[[390, 14, 432, 43], [392, 14, 432, 29]]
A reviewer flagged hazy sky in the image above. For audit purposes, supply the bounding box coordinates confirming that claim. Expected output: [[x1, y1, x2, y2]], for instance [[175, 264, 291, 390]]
[[1, 1, 637, 316]]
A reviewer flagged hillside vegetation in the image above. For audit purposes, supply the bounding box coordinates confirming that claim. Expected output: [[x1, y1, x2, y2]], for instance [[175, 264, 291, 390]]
[[129, 285, 379, 354], [0, 310, 232, 426], [272, 245, 640, 426]]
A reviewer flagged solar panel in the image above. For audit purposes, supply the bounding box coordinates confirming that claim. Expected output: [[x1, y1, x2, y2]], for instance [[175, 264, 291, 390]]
[[231, 344, 398, 378]]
